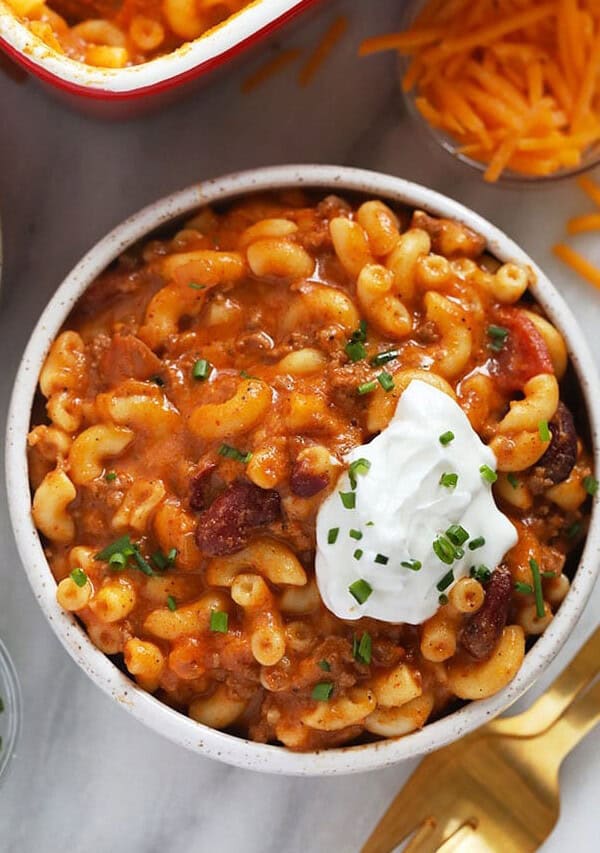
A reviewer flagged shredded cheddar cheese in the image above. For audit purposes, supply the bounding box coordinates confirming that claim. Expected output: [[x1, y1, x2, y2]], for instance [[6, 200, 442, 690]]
[[360, 0, 600, 181], [241, 48, 302, 94], [299, 16, 348, 87], [554, 173, 600, 287], [554, 242, 600, 289]]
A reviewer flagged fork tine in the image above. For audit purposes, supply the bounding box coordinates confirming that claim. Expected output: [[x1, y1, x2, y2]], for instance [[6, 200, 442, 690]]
[[490, 626, 600, 737], [434, 822, 488, 853]]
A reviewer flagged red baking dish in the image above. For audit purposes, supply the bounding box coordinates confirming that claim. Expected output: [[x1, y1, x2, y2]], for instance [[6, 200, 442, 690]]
[[0, 0, 320, 116]]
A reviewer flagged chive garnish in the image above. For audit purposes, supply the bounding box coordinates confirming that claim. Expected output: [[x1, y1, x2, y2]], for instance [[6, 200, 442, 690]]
[[94, 535, 135, 562], [515, 581, 533, 595], [209, 611, 228, 633], [374, 554, 389, 565], [440, 472, 458, 488], [312, 682, 333, 701], [218, 443, 252, 463], [439, 431, 455, 446], [188, 282, 206, 290], [401, 559, 422, 571], [377, 371, 394, 392], [109, 552, 127, 570], [370, 348, 399, 367], [487, 325, 509, 352], [365, 521, 375, 527], [529, 558, 545, 618], [470, 565, 492, 582], [132, 549, 154, 577], [583, 475, 598, 496], [318, 660, 331, 671], [345, 340, 367, 362], [480, 464, 497, 484], [433, 536, 456, 565], [468, 536, 486, 551], [436, 570, 455, 592], [327, 527, 340, 545], [542, 571, 557, 579], [566, 521, 582, 539], [353, 548, 364, 560], [438, 593, 449, 605], [354, 631, 372, 665], [349, 529, 363, 540], [348, 578, 372, 604], [105, 471, 117, 482], [192, 359, 212, 381], [507, 473, 519, 489], [167, 595, 177, 612], [348, 458, 371, 488], [538, 420, 550, 442], [152, 548, 177, 571], [357, 380, 377, 396], [340, 491, 356, 509], [70, 568, 87, 588], [446, 524, 469, 546], [95, 535, 154, 576]]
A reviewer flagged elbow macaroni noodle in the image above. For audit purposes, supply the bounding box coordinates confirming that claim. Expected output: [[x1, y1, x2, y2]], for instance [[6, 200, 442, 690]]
[[28, 191, 592, 751]]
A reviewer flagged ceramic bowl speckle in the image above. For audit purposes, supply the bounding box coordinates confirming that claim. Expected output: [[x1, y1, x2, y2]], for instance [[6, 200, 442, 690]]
[[6, 165, 600, 775]]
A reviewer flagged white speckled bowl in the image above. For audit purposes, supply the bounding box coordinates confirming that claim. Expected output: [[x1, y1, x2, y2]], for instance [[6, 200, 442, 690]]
[[6, 165, 600, 775]]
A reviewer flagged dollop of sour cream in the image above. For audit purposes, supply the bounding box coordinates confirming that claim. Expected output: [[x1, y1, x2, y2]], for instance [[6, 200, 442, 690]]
[[315, 380, 518, 625]]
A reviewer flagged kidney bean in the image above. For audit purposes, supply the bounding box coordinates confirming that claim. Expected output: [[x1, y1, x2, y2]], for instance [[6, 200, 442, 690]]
[[461, 566, 512, 660], [195, 479, 281, 556], [290, 459, 329, 497], [536, 402, 577, 484]]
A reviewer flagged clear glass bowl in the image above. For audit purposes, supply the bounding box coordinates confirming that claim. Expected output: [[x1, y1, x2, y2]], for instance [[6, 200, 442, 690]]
[[0, 638, 21, 786], [397, 2, 600, 185]]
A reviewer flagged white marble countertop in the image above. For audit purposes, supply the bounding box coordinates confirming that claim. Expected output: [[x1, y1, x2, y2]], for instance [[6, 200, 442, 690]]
[[0, 1, 599, 850]]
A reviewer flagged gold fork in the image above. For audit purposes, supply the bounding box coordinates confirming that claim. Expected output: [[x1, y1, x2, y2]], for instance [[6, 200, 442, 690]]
[[362, 626, 600, 853]]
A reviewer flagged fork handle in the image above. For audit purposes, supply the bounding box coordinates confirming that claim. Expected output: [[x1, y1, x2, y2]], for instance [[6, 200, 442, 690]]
[[534, 677, 600, 769], [490, 626, 600, 737]]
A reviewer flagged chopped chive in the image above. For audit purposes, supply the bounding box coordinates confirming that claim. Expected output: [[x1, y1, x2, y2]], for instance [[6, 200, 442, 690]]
[[365, 520, 375, 527], [70, 568, 87, 588], [340, 491, 356, 509], [167, 548, 178, 565], [354, 631, 372, 665], [542, 571, 557, 579], [439, 431, 455, 446], [436, 570, 455, 592], [515, 581, 533, 595], [218, 443, 252, 463], [446, 524, 469, 546], [188, 282, 206, 290], [95, 535, 135, 562], [108, 552, 127, 570], [377, 371, 394, 392], [507, 473, 519, 489], [311, 682, 333, 701], [209, 610, 228, 633], [538, 420, 550, 442], [438, 593, 449, 605], [131, 549, 154, 577], [327, 527, 340, 545], [152, 548, 177, 571], [374, 554, 389, 565], [470, 565, 492, 583], [440, 472, 458, 488], [167, 595, 177, 612], [433, 536, 455, 565], [401, 559, 422, 571], [105, 471, 117, 482], [318, 660, 331, 671], [149, 375, 164, 386], [566, 521, 582, 539], [350, 319, 367, 342], [583, 475, 598, 496], [348, 578, 372, 604], [480, 464, 497, 484], [345, 340, 367, 362], [353, 548, 364, 561], [349, 529, 363, 541], [529, 558, 545, 618], [487, 325, 509, 352], [468, 536, 486, 551], [357, 380, 377, 396], [348, 457, 371, 489], [370, 348, 399, 367], [192, 359, 212, 381]]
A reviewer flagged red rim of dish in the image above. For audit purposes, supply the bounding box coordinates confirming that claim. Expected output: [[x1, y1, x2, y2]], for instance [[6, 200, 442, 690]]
[[0, 0, 319, 100]]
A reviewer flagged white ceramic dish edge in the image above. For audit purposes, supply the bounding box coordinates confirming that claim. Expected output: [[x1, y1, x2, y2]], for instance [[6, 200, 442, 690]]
[[0, 0, 307, 92], [6, 164, 600, 775]]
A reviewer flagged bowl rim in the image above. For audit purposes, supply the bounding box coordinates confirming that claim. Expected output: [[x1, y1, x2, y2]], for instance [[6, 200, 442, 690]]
[[6, 164, 600, 776], [0, 0, 316, 97]]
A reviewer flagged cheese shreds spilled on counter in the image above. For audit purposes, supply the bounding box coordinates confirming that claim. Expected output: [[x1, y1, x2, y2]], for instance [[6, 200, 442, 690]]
[[315, 381, 518, 624]]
